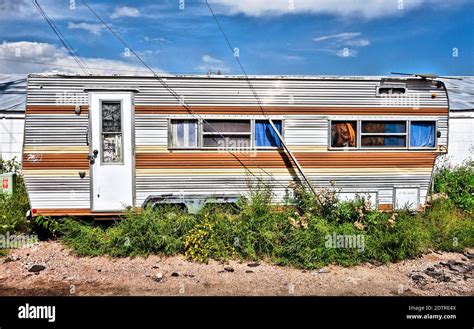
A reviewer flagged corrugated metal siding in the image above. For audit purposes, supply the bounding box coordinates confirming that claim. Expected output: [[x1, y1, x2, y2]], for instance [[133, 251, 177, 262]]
[[27, 76, 448, 108], [24, 114, 88, 145], [23, 74, 449, 213], [24, 176, 90, 209]]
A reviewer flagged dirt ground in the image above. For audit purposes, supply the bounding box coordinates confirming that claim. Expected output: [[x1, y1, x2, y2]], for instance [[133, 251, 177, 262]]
[[0, 241, 472, 296]]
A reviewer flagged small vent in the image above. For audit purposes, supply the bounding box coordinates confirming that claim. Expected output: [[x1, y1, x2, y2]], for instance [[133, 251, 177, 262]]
[[378, 87, 406, 95]]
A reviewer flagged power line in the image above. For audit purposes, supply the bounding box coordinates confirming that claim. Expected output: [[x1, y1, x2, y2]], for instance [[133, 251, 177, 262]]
[[32, 0, 89, 74], [205, 0, 317, 195], [79, 0, 289, 191]]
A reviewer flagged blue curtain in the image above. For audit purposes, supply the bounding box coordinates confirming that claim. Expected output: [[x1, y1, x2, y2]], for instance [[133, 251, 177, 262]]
[[255, 121, 282, 147], [385, 122, 406, 133], [410, 122, 435, 147], [384, 136, 405, 146]]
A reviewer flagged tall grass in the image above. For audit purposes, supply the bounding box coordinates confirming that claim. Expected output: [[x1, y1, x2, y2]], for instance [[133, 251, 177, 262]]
[[0, 159, 30, 235], [59, 181, 473, 269], [433, 160, 474, 215]]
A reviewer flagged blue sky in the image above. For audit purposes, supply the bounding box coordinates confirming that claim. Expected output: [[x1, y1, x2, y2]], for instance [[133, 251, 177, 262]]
[[0, 0, 472, 75]]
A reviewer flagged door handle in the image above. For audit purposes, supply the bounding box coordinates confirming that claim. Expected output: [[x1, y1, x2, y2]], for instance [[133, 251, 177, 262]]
[[88, 149, 99, 164]]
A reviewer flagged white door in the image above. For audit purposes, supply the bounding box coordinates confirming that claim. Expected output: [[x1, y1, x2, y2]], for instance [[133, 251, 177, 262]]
[[89, 93, 134, 212]]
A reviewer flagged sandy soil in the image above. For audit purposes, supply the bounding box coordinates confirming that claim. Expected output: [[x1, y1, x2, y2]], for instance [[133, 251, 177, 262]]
[[0, 241, 472, 296]]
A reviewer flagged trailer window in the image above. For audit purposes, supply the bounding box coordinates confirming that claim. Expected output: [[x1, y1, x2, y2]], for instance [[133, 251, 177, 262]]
[[101, 101, 123, 163], [410, 121, 436, 148], [255, 120, 282, 147], [202, 120, 251, 148], [169, 119, 198, 148], [361, 121, 407, 147], [331, 121, 357, 147]]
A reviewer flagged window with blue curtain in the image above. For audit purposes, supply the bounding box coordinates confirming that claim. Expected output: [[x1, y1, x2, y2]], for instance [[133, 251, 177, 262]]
[[410, 121, 435, 147], [255, 120, 282, 147]]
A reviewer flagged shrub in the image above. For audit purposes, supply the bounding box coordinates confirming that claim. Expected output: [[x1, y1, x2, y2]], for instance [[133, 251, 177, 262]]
[[364, 210, 430, 263], [58, 166, 473, 269], [0, 165, 30, 235], [433, 160, 474, 215], [422, 199, 474, 251], [61, 206, 197, 257]]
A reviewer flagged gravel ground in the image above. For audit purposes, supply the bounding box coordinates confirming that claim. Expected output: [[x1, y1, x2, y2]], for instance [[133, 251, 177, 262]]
[[0, 241, 472, 296]]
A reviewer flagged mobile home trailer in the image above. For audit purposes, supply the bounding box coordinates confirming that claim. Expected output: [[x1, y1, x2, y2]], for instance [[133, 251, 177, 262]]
[[23, 74, 448, 217]]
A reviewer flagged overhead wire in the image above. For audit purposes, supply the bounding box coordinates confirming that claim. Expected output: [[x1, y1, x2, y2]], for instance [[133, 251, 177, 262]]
[[78, 0, 290, 191], [32, 0, 89, 74], [205, 0, 316, 195]]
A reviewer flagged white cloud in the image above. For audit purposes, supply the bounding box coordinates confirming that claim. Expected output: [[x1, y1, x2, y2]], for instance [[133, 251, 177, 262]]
[[209, 0, 431, 19], [313, 32, 369, 57], [0, 41, 161, 75], [144, 36, 168, 43], [120, 49, 161, 59], [313, 32, 362, 42], [195, 55, 229, 73], [67, 22, 104, 36], [284, 55, 305, 61], [110, 6, 141, 19], [0, 0, 35, 20]]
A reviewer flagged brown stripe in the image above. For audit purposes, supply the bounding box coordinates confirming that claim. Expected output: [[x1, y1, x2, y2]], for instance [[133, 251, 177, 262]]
[[22, 153, 89, 170], [34, 208, 141, 218], [26, 105, 448, 116], [21, 151, 438, 170], [378, 204, 393, 211], [34, 209, 123, 217], [136, 152, 438, 169], [27, 105, 89, 115], [135, 106, 448, 116]]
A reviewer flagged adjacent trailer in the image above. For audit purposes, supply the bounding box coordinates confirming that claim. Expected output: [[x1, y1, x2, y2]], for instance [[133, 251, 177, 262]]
[[23, 74, 449, 217]]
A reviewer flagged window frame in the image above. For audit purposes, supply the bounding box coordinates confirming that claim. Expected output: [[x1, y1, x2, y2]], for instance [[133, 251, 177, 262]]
[[201, 118, 253, 149], [100, 100, 124, 165], [328, 120, 359, 149], [376, 85, 407, 97], [254, 119, 284, 149], [168, 118, 200, 149], [360, 120, 408, 149], [328, 119, 438, 151], [167, 117, 284, 150], [408, 119, 438, 150]]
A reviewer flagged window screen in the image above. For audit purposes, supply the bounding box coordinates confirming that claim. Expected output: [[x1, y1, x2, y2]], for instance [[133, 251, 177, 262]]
[[169, 119, 198, 148], [255, 120, 282, 147], [410, 121, 435, 147], [361, 121, 407, 147], [101, 102, 123, 163], [202, 120, 251, 148], [331, 121, 357, 147]]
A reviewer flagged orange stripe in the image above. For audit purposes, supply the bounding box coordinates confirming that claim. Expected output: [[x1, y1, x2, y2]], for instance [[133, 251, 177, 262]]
[[23, 151, 438, 170], [378, 204, 393, 211], [135, 105, 448, 116], [22, 151, 438, 170], [34, 208, 140, 218], [26, 105, 89, 115], [22, 153, 89, 170], [26, 105, 448, 116], [136, 151, 437, 169]]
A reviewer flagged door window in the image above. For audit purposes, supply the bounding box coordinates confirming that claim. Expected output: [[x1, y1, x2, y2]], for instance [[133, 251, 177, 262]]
[[101, 101, 123, 163]]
